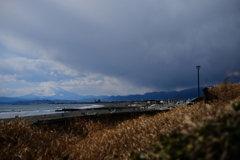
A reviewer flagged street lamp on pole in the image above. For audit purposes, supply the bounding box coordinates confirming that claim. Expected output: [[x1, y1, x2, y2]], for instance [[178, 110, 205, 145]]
[[196, 66, 201, 101]]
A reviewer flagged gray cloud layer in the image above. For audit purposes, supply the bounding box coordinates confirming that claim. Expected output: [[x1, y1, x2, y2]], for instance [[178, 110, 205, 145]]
[[1, 0, 240, 94]]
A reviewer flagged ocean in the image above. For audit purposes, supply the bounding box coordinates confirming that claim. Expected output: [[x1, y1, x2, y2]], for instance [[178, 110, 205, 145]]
[[0, 104, 104, 119]]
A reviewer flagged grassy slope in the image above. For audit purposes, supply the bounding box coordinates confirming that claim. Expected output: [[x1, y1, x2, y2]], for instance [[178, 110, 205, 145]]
[[0, 82, 240, 160]]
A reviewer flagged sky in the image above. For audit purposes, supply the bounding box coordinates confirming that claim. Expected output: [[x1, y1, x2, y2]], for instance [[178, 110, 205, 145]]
[[0, 0, 240, 97]]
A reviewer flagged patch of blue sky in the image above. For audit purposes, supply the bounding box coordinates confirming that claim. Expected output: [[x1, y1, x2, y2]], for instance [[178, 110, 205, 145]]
[[92, 77, 104, 81], [0, 42, 38, 60]]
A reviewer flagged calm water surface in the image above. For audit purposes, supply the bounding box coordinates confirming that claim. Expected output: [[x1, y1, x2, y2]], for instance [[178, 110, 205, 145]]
[[0, 104, 103, 119]]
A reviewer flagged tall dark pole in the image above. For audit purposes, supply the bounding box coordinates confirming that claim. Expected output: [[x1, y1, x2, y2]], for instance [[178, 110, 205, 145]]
[[196, 66, 201, 101]]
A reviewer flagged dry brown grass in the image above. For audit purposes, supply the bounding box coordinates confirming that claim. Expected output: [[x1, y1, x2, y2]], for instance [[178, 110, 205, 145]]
[[207, 82, 240, 101], [1, 82, 240, 160]]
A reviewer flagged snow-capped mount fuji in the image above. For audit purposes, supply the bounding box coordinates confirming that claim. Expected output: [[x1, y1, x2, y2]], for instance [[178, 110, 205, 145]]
[[0, 87, 102, 104], [19, 87, 84, 101]]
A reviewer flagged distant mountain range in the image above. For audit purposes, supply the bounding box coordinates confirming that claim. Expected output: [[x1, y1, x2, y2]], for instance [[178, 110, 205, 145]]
[[101, 87, 205, 102], [0, 86, 205, 104]]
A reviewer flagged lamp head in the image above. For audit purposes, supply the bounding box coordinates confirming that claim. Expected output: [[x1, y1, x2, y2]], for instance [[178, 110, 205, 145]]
[[196, 66, 201, 70]]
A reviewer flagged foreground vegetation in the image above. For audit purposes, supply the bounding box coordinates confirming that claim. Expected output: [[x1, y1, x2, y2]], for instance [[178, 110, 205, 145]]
[[130, 103, 240, 160], [1, 82, 240, 159]]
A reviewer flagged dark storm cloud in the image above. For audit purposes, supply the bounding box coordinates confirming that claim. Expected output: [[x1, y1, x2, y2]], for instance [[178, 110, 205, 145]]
[[1, 0, 240, 92]]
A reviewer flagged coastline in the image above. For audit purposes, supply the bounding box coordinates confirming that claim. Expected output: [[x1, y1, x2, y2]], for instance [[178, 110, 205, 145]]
[[0, 102, 176, 125]]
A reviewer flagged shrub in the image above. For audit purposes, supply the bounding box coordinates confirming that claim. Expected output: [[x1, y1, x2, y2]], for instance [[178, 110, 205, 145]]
[[130, 106, 240, 160]]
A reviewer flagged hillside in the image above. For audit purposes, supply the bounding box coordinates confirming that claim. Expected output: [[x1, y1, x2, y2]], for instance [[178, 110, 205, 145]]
[[0, 82, 240, 159]]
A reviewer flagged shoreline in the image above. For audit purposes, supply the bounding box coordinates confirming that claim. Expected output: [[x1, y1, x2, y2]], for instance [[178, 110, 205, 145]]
[[0, 102, 177, 125]]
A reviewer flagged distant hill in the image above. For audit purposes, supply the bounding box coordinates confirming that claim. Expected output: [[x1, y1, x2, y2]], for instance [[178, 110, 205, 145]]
[[0, 97, 22, 103], [0, 87, 204, 104], [100, 87, 204, 102]]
